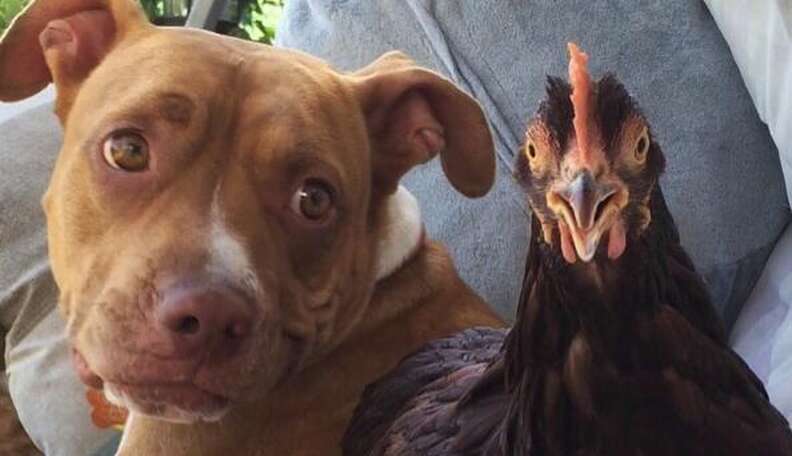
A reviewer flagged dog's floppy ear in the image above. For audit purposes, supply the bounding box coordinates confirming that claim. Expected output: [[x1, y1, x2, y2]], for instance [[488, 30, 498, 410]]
[[0, 0, 150, 115], [350, 51, 495, 198]]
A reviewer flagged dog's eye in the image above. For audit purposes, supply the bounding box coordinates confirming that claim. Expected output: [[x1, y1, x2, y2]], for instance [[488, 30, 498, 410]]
[[103, 132, 149, 172], [291, 179, 335, 222]]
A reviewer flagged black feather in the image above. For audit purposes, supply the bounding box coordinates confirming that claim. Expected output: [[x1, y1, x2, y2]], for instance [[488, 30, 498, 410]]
[[342, 327, 506, 456], [596, 73, 635, 149], [538, 76, 573, 151]]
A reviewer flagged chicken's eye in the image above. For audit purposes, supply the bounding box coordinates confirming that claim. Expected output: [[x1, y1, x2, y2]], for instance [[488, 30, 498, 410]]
[[634, 131, 649, 164], [526, 142, 537, 160]]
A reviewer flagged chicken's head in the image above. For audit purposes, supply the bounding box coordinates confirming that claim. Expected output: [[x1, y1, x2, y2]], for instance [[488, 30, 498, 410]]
[[517, 43, 665, 263]]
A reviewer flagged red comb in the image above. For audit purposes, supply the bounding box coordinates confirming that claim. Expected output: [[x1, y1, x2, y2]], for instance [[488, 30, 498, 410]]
[[567, 42, 593, 165]]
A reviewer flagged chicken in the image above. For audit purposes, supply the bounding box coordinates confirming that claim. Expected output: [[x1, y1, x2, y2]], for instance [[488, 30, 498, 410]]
[[341, 43, 792, 456]]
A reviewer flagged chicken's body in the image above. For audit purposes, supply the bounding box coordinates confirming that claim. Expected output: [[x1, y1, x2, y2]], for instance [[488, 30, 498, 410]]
[[342, 327, 507, 456], [486, 189, 792, 455], [342, 45, 792, 455]]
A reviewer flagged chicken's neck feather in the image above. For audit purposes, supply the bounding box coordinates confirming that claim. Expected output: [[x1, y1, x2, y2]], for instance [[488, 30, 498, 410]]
[[510, 184, 726, 366]]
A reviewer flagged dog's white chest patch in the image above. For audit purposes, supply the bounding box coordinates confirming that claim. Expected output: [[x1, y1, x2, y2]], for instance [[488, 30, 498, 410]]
[[375, 186, 424, 281]]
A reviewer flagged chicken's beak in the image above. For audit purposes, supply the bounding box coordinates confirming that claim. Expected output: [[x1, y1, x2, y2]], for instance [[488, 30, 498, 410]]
[[547, 171, 627, 263]]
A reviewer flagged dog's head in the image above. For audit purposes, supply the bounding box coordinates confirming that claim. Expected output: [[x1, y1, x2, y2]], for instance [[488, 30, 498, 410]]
[[0, 0, 494, 423]]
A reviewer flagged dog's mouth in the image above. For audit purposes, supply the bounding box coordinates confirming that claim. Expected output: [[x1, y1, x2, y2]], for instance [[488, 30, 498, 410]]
[[104, 380, 230, 423], [72, 348, 231, 423]]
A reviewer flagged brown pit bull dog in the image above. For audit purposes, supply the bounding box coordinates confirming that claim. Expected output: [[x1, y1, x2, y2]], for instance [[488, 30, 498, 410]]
[[0, 0, 504, 453]]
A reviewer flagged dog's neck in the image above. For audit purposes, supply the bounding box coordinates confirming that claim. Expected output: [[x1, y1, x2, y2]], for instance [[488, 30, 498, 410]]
[[375, 186, 425, 282]]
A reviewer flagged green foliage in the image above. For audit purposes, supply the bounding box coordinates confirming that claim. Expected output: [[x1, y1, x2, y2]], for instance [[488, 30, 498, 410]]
[[0, 0, 30, 33], [0, 1, 283, 45], [238, 0, 283, 44], [139, 0, 284, 44], [139, 0, 163, 19], [139, 0, 190, 20]]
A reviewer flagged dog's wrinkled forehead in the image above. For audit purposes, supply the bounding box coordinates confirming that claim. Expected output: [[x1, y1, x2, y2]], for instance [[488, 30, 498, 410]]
[[69, 32, 237, 133], [78, 29, 337, 122]]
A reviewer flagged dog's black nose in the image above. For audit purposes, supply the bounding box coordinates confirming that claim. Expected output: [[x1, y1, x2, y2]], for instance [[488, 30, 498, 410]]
[[154, 284, 252, 360]]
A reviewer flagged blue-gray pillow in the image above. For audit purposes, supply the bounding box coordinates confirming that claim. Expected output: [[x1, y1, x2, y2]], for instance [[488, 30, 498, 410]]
[[277, 0, 790, 329], [0, 104, 119, 455]]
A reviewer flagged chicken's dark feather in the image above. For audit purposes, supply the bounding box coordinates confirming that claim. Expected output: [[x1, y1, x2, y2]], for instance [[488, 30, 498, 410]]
[[596, 73, 635, 148], [342, 327, 506, 456], [538, 76, 573, 151], [483, 185, 790, 456]]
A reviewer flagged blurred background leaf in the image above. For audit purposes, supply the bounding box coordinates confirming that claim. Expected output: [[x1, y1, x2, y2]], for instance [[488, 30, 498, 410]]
[[139, 0, 284, 44], [0, 0, 30, 33], [0, 0, 284, 44], [239, 0, 283, 44]]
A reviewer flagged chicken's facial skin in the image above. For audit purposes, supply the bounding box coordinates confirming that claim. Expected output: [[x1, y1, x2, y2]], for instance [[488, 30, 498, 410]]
[[516, 75, 666, 265]]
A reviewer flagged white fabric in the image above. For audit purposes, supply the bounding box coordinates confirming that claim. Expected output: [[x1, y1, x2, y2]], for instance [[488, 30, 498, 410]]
[[705, 0, 792, 205], [7, 311, 116, 455], [375, 186, 424, 281], [732, 224, 792, 420], [706, 0, 792, 421]]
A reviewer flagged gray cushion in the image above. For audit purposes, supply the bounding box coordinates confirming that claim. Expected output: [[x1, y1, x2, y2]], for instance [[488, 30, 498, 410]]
[[0, 104, 118, 455], [705, 0, 792, 205], [277, 0, 790, 328]]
